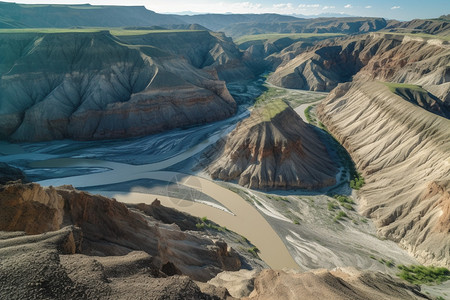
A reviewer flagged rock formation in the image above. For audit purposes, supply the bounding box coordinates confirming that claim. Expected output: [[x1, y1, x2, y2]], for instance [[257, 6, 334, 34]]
[[206, 100, 337, 190], [0, 227, 232, 299], [385, 16, 450, 36], [0, 173, 434, 299], [244, 268, 428, 300], [317, 81, 450, 267], [0, 162, 27, 184], [268, 33, 450, 107], [0, 181, 242, 281], [0, 30, 247, 142], [223, 17, 387, 38]]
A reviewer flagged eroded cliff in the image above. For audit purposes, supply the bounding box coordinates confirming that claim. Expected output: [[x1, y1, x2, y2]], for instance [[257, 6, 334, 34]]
[[205, 100, 337, 190], [268, 33, 450, 107], [317, 81, 450, 267], [0, 181, 242, 281], [0, 30, 246, 141]]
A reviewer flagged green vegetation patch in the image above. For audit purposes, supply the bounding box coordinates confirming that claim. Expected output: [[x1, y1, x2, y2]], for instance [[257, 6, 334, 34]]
[[350, 172, 365, 190], [247, 246, 260, 258], [0, 28, 202, 35], [196, 216, 228, 232], [255, 99, 289, 122], [383, 82, 426, 94], [266, 195, 290, 203], [333, 211, 348, 222], [111, 29, 202, 36], [397, 265, 450, 285], [378, 31, 450, 41], [0, 28, 106, 34], [304, 105, 314, 123]]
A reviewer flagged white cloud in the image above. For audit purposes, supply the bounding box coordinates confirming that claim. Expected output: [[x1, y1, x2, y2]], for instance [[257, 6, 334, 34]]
[[344, 4, 352, 8], [273, 3, 293, 9], [298, 4, 320, 8], [391, 5, 400, 9], [365, 5, 372, 8], [231, 1, 262, 10], [147, 0, 323, 15], [322, 5, 335, 10]]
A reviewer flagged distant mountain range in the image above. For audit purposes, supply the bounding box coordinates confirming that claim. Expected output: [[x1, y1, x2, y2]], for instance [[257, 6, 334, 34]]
[[0, 2, 448, 38]]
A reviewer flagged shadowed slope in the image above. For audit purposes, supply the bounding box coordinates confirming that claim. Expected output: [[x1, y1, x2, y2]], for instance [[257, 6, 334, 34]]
[[0, 30, 242, 141]]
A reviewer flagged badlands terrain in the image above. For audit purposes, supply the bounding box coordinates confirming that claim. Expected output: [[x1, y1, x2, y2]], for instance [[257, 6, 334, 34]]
[[0, 3, 449, 299]]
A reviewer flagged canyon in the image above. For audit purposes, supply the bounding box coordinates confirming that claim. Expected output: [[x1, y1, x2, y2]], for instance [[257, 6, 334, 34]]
[[0, 4, 449, 299]]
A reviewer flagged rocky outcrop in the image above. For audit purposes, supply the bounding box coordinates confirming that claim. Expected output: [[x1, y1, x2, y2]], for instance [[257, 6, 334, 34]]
[[244, 268, 429, 300], [2, 228, 430, 300], [0, 30, 245, 142], [205, 100, 337, 190], [0, 228, 231, 299], [0, 182, 241, 281], [385, 17, 450, 36], [206, 268, 429, 299], [0, 162, 27, 184], [317, 81, 450, 267], [268, 33, 450, 106]]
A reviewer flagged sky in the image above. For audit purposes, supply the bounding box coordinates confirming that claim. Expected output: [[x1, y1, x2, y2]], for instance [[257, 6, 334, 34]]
[[3, 0, 449, 20]]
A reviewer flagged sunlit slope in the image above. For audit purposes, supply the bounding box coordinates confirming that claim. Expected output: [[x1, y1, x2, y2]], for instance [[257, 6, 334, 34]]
[[317, 81, 450, 267], [206, 100, 337, 190]]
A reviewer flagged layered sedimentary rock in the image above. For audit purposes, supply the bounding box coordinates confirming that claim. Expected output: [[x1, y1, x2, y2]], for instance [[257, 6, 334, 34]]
[[0, 227, 233, 299], [385, 16, 450, 36], [223, 17, 387, 38], [268, 33, 450, 106], [206, 101, 337, 190], [317, 81, 450, 267], [0, 182, 241, 281], [244, 269, 428, 300], [0, 30, 246, 141], [207, 268, 428, 299], [0, 162, 27, 184]]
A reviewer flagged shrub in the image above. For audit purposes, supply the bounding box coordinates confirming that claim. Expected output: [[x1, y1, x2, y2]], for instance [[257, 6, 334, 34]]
[[328, 201, 338, 211], [248, 246, 260, 257], [304, 105, 313, 123], [350, 173, 365, 190], [397, 265, 450, 285], [334, 211, 348, 222]]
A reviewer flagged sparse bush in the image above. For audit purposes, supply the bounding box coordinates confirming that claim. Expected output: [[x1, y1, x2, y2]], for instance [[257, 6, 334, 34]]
[[248, 246, 260, 257], [196, 217, 228, 232], [328, 201, 338, 211], [334, 211, 348, 222], [342, 203, 353, 210], [350, 173, 365, 190], [304, 105, 314, 123], [386, 260, 395, 268], [397, 265, 450, 285], [333, 194, 354, 204]]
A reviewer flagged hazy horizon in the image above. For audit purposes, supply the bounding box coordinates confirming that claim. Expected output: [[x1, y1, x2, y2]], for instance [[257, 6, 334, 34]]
[[1, 0, 448, 21]]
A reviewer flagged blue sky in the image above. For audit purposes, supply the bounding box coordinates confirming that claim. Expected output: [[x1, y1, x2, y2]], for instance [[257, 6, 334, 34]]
[[3, 0, 449, 20]]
